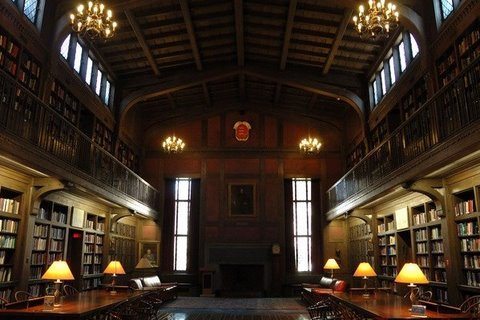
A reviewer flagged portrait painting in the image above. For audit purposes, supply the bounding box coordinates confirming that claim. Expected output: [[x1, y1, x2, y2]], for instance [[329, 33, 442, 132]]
[[138, 241, 160, 267], [228, 183, 256, 216]]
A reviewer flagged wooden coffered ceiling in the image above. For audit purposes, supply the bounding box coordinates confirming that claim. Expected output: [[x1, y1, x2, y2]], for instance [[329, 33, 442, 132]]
[[57, 0, 397, 124]]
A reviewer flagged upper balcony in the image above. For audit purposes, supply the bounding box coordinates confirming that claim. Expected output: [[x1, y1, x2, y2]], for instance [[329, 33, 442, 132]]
[[0, 69, 157, 217], [327, 56, 480, 220]]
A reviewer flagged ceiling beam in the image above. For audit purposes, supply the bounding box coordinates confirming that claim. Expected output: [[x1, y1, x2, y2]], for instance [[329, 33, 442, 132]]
[[234, 0, 245, 67], [202, 82, 212, 107], [179, 0, 203, 71], [280, 0, 298, 70], [322, 9, 353, 75], [124, 9, 160, 76]]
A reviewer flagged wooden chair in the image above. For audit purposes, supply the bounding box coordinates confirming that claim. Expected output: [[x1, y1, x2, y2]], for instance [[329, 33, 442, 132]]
[[14, 291, 34, 302], [308, 298, 343, 320], [0, 297, 8, 309], [460, 295, 480, 317], [63, 284, 79, 296], [419, 290, 433, 302]]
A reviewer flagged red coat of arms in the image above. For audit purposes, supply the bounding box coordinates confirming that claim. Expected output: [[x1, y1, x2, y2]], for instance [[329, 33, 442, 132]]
[[233, 121, 251, 141]]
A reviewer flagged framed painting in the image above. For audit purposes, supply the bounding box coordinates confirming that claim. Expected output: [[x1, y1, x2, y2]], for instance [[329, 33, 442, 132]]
[[228, 183, 256, 216], [138, 241, 160, 267]]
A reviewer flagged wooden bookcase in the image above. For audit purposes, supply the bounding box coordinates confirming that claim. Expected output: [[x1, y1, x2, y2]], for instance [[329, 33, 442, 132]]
[[436, 19, 479, 88], [93, 121, 113, 154], [346, 140, 366, 170], [117, 141, 139, 172], [110, 222, 136, 273], [28, 200, 69, 296], [411, 202, 448, 303], [80, 213, 105, 290], [399, 77, 429, 121], [0, 27, 20, 77], [49, 80, 81, 125], [370, 108, 401, 150], [0, 187, 23, 302], [18, 50, 41, 94]]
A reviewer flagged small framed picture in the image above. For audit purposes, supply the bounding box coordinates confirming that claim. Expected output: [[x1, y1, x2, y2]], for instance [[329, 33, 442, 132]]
[[43, 295, 55, 310], [138, 241, 160, 267], [411, 304, 427, 317], [228, 183, 256, 216]]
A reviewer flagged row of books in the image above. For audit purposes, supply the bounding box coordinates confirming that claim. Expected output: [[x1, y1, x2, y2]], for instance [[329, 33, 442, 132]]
[[52, 211, 67, 224], [115, 223, 135, 238], [431, 241, 444, 253], [0, 267, 12, 282], [381, 267, 397, 277], [33, 224, 48, 238], [418, 256, 429, 267], [0, 198, 20, 215], [31, 252, 46, 265], [30, 266, 43, 280], [388, 235, 395, 245], [33, 238, 46, 251], [434, 255, 446, 268], [431, 227, 442, 239], [47, 252, 63, 265], [460, 238, 480, 252], [51, 227, 65, 240], [380, 247, 397, 255], [417, 242, 428, 254], [432, 270, 447, 282], [0, 235, 16, 249], [458, 221, 479, 236], [0, 35, 19, 57], [415, 229, 427, 241], [464, 255, 480, 269], [83, 265, 102, 275], [0, 250, 7, 264], [82, 278, 102, 290], [0, 219, 18, 233], [50, 239, 64, 251], [28, 285, 41, 297], [454, 200, 476, 216], [466, 270, 480, 287], [458, 28, 479, 56]]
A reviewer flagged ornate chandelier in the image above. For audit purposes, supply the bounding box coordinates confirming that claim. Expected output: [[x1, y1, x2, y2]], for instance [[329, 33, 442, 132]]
[[70, 1, 118, 39], [352, 0, 399, 41], [162, 136, 185, 153], [299, 137, 322, 155]]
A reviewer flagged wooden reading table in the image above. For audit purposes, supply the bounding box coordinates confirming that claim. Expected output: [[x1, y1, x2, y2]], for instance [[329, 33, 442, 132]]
[[327, 291, 472, 319], [0, 289, 146, 319]]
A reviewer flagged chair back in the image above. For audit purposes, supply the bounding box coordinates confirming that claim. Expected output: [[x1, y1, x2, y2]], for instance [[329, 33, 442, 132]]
[[14, 291, 33, 302], [63, 284, 79, 296], [0, 297, 7, 309], [460, 295, 480, 317]]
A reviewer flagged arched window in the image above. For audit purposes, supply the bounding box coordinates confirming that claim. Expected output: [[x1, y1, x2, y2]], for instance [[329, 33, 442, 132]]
[[370, 32, 420, 109], [434, 0, 462, 26], [10, 0, 44, 28], [58, 34, 114, 109]]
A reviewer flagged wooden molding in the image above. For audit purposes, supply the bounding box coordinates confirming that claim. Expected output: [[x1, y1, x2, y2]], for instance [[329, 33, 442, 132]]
[[179, 0, 202, 71], [323, 9, 353, 75], [280, 0, 298, 70]]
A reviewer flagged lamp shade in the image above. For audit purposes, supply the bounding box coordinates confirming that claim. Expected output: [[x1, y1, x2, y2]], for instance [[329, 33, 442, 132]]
[[135, 257, 154, 269], [42, 260, 75, 281], [353, 262, 377, 277], [324, 258, 340, 270], [104, 261, 126, 275], [395, 263, 429, 284]]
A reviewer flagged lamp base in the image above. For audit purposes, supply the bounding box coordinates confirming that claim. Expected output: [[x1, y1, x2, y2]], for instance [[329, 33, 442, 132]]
[[53, 280, 62, 308]]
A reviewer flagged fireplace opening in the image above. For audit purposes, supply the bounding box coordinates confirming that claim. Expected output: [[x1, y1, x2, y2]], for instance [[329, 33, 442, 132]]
[[219, 264, 265, 297]]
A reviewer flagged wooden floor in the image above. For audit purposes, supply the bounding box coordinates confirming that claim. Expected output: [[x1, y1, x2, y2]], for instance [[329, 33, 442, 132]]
[[157, 312, 310, 320]]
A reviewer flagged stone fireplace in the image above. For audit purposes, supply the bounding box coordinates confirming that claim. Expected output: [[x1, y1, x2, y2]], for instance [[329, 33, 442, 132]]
[[205, 244, 272, 296]]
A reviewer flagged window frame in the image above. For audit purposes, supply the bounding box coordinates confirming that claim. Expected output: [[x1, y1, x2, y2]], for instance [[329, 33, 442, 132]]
[[173, 178, 192, 272], [292, 178, 313, 273], [10, 0, 44, 30]]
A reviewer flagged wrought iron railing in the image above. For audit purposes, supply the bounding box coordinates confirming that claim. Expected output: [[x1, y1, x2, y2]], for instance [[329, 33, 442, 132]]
[[328, 57, 480, 211], [0, 69, 157, 209]]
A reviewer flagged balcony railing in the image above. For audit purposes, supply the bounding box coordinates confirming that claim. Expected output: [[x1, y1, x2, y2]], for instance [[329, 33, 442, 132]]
[[328, 56, 480, 211], [0, 69, 157, 209]]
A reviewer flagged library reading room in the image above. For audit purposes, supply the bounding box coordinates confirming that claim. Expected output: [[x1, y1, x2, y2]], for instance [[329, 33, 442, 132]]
[[0, 0, 478, 319]]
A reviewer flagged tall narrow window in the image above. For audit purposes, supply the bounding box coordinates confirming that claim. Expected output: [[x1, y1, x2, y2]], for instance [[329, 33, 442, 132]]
[[380, 68, 387, 94], [85, 57, 93, 85], [439, 0, 454, 20], [73, 43, 83, 73], [104, 81, 111, 105], [173, 178, 191, 271], [388, 56, 396, 85], [60, 35, 70, 60], [410, 33, 419, 58], [399, 41, 407, 72], [373, 80, 379, 105], [292, 178, 312, 272], [23, 0, 39, 24], [95, 70, 103, 95]]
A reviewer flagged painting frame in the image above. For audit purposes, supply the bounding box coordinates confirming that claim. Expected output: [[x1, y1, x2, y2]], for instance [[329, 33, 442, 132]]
[[138, 241, 160, 267], [228, 182, 256, 217]]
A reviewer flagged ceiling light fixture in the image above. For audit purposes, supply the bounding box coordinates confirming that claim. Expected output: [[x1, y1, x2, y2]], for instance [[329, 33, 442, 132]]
[[70, 1, 118, 40], [299, 137, 322, 155], [353, 0, 399, 41], [162, 136, 185, 153]]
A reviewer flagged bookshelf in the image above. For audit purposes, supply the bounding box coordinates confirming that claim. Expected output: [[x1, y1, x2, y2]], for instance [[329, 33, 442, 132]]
[[377, 214, 397, 288], [18, 51, 41, 94], [436, 19, 479, 88], [93, 121, 113, 154], [117, 140, 139, 172], [28, 200, 69, 296], [399, 77, 429, 121], [411, 202, 448, 303], [49, 79, 81, 125], [370, 109, 401, 150], [0, 187, 22, 302], [346, 140, 366, 170], [110, 222, 136, 272], [81, 213, 105, 290], [349, 222, 372, 276], [0, 27, 20, 77]]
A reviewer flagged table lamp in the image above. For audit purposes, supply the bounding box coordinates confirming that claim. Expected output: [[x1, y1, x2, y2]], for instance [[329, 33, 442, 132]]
[[103, 260, 126, 295], [394, 263, 429, 309], [353, 262, 377, 297], [41, 260, 75, 307], [323, 258, 340, 278]]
